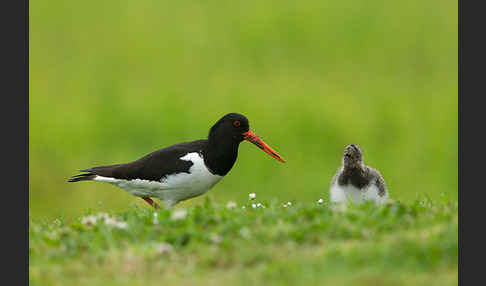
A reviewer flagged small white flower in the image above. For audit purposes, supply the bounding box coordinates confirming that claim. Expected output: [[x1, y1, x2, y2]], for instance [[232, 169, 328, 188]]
[[46, 230, 59, 241], [249, 193, 256, 200], [251, 203, 257, 209], [31, 224, 41, 233], [97, 213, 110, 221], [256, 203, 262, 207], [318, 199, 324, 204], [226, 201, 237, 209], [171, 209, 188, 221], [155, 242, 173, 255], [242, 206, 246, 209], [283, 204, 288, 208], [239, 227, 251, 239], [287, 202, 292, 206], [104, 217, 128, 229], [104, 217, 117, 226], [114, 221, 128, 229], [210, 233, 222, 244], [81, 215, 98, 227]]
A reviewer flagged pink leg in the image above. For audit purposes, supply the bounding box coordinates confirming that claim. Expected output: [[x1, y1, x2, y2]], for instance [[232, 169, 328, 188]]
[[142, 197, 160, 209]]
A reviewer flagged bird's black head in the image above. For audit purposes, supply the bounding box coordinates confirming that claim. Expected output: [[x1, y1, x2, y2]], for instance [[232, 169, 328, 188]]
[[342, 144, 363, 169], [208, 113, 285, 163], [209, 113, 250, 143]]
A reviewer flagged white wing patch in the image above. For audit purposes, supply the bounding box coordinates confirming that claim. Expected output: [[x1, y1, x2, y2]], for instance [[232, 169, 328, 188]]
[[94, 152, 223, 207]]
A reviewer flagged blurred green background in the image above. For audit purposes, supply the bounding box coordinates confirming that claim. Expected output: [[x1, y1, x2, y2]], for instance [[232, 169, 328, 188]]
[[30, 0, 457, 219]]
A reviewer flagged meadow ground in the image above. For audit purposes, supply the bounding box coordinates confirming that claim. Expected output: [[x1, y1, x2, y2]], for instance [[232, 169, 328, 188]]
[[29, 198, 458, 286]]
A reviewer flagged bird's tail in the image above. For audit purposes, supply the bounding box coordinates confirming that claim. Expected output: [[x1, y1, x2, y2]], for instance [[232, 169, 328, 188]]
[[68, 170, 96, 182]]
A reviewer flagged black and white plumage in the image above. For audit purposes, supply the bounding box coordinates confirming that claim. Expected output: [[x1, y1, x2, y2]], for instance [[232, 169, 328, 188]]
[[69, 113, 285, 209], [329, 144, 389, 204]]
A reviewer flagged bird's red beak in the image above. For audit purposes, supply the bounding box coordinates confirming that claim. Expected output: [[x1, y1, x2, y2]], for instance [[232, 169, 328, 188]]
[[243, 130, 285, 163]]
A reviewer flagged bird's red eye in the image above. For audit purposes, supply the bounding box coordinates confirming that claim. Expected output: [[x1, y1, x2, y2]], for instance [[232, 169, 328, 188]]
[[233, 120, 241, 127]]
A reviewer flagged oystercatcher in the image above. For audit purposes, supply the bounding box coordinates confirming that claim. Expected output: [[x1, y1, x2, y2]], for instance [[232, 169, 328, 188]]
[[329, 144, 389, 204], [68, 113, 285, 209]]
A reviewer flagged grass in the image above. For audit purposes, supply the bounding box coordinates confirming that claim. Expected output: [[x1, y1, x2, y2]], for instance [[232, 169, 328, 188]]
[[29, 198, 458, 286]]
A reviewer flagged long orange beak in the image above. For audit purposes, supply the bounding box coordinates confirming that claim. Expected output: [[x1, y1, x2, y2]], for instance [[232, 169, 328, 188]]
[[243, 130, 285, 163]]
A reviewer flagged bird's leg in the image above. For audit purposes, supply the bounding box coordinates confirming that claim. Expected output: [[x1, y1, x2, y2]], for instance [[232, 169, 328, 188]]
[[142, 197, 160, 209]]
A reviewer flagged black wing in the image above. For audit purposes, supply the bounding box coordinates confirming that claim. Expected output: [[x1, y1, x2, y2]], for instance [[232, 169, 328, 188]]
[[69, 140, 208, 182], [369, 167, 387, 197]]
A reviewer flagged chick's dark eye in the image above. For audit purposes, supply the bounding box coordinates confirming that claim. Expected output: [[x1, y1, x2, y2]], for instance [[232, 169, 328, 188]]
[[233, 120, 241, 127]]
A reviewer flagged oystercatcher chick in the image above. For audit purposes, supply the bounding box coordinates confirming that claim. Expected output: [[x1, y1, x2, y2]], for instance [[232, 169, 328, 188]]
[[329, 144, 388, 204], [68, 113, 285, 209]]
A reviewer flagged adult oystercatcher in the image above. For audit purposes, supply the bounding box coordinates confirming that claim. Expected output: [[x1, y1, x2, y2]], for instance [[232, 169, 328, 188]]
[[68, 113, 285, 209], [329, 144, 389, 204]]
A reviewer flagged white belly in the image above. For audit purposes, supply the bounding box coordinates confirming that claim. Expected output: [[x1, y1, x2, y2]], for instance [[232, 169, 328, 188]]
[[94, 152, 223, 207], [329, 182, 388, 204]]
